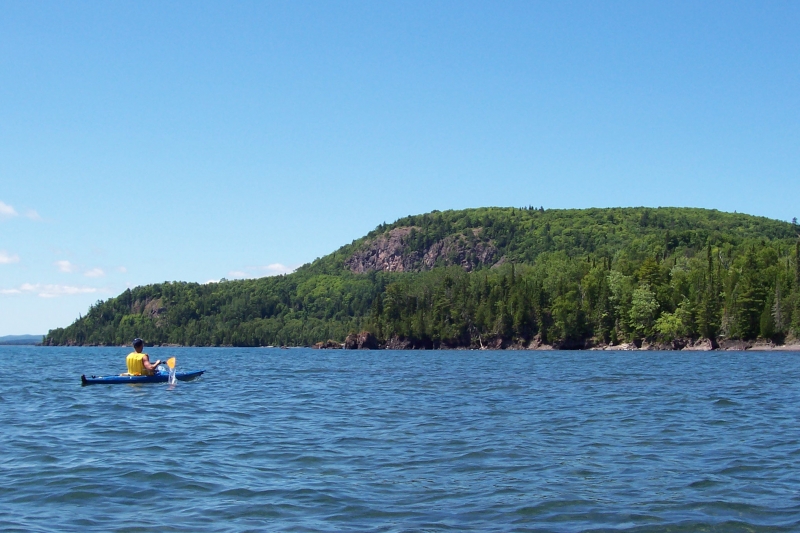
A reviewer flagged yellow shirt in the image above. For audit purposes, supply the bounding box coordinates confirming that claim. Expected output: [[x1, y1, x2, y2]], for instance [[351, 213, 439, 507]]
[[126, 351, 149, 375]]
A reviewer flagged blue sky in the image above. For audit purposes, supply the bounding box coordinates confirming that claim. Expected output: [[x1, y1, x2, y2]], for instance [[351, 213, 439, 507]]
[[1, 1, 798, 336]]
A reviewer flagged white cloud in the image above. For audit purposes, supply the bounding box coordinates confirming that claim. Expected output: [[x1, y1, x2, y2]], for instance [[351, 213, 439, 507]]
[[84, 268, 105, 278], [0, 202, 42, 221], [37, 284, 102, 298], [204, 279, 219, 284], [55, 260, 77, 273], [0, 288, 22, 295], [0, 283, 102, 298], [262, 263, 297, 275], [0, 251, 20, 264], [0, 201, 18, 218], [117, 266, 127, 273], [225, 263, 298, 280]]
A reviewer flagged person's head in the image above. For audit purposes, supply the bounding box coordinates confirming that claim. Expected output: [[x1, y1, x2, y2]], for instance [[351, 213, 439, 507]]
[[133, 338, 144, 352]]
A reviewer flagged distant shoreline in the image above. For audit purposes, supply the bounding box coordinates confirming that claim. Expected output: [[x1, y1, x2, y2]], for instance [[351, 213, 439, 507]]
[[0, 335, 44, 346]]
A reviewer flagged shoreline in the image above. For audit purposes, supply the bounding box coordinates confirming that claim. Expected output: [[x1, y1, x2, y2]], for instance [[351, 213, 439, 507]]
[[35, 338, 800, 351]]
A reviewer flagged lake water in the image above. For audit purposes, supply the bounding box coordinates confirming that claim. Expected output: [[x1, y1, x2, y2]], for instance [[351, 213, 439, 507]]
[[1, 346, 799, 532]]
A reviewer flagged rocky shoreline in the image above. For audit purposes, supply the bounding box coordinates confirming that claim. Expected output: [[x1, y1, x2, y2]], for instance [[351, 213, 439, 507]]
[[45, 334, 800, 351], [311, 332, 800, 351], [588, 339, 800, 352]]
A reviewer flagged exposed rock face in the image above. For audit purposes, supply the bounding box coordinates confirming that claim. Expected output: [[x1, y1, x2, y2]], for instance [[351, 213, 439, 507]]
[[682, 338, 718, 351], [344, 334, 357, 349], [670, 338, 689, 350], [345, 227, 499, 273], [384, 336, 413, 350], [422, 233, 499, 271], [131, 298, 166, 317], [345, 228, 416, 273], [551, 338, 588, 350], [527, 333, 553, 350], [591, 337, 717, 351], [717, 339, 752, 350], [344, 331, 379, 350], [128, 298, 168, 328], [484, 337, 506, 350], [144, 299, 167, 318], [313, 340, 343, 349]]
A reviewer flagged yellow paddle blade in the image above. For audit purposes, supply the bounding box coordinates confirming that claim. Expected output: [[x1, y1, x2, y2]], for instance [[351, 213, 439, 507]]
[[166, 357, 176, 369]]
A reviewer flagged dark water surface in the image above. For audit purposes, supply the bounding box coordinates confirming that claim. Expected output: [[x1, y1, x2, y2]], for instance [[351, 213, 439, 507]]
[[1, 347, 799, 532]]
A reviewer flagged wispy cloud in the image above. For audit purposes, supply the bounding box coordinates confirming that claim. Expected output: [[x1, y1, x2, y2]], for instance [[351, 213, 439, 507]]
[[262, 263, 297, 275], [117, 266, 127, 273], [55, 260, 77, 273], [0, 250, 20, 264], [0, 201, 42, 221], [84, 268, 105, 278], [225, 263, 297, 280], [0, 201, 18, 219], [0, 283, 103, 298]]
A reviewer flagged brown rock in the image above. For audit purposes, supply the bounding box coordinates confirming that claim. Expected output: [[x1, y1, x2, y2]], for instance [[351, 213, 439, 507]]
[[357, 331, 378, 349], [717, 339, 753, 351], [344, 332, 378, 350], [670, 338, 689, 350], [345, 227, 498, 273], [344, 334, 359, 350], [527, 333, 553, 350], [747, 340, 777, 351], [684, 338, 717, 351], [385, 336, 412, 350]]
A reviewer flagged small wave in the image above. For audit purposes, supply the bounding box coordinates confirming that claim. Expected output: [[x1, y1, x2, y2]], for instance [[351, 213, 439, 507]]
[[713, 398, 740, 407], [3, 346, 800, 532]]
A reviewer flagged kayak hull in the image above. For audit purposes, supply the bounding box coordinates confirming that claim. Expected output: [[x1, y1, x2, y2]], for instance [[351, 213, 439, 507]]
[[81, 370, 205, 386]]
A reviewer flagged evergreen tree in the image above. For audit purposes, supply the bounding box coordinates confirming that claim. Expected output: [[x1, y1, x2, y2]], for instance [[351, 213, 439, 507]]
[[45, 207, 800, 348]]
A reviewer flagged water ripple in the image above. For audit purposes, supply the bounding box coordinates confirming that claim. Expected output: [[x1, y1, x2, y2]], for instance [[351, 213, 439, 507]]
[[1, 346, 799, 532]]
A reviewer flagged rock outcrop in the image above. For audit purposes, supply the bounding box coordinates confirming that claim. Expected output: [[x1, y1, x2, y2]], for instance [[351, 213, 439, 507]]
[[588, 337, 717, 351], [344, 331, 379, 350], [384, 336, 413, 350], [682, 338, 717, 351], [345, 227, 499, 273], [313, 340, 343, 349], [527, 333, 552, 350]]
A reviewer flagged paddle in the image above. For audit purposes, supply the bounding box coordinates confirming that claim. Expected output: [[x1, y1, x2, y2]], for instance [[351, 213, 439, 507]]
[[155, 357, 176, 371], [164, 356, 177, 385]]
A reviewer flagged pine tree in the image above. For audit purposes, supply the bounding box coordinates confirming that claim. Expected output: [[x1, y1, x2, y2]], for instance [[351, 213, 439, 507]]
[[761, 291, 776, 340], [796, 241, 800, 286], [772, 280, 783, 333]]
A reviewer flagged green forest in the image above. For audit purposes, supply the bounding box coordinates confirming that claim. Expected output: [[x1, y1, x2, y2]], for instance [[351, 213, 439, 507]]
[[45, 207, 800, 349]]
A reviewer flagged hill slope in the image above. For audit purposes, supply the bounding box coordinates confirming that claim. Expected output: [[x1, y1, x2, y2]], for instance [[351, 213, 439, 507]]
[[45, 207, 800, 348]]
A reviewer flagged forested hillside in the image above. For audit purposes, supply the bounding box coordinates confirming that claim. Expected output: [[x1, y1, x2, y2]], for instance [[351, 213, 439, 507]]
[[45, 207, 800, 349]]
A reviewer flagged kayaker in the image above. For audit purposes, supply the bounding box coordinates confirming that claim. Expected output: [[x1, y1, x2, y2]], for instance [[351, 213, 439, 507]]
[[126, 338, 162, 376]]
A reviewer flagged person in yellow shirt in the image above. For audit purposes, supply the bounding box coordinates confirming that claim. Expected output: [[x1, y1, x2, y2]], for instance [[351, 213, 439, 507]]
[[126, 338, 162, 376]]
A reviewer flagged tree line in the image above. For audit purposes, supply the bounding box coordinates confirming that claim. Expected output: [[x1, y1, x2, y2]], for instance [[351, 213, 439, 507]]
[[368, 242, 800, 348], [45, 207, 800, 348]]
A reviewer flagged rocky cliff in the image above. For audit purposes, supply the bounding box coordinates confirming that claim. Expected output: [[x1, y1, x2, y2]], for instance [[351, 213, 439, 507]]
[[345, 227, 501, 273]]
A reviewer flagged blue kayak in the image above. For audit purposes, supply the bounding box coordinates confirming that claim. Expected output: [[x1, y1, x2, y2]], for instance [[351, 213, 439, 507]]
[[81, 370, 205, 386]]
